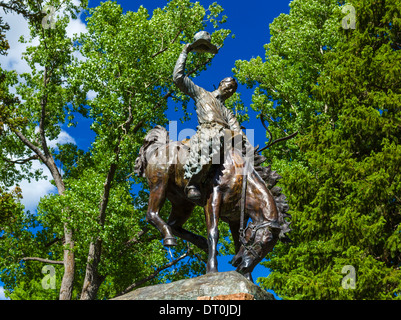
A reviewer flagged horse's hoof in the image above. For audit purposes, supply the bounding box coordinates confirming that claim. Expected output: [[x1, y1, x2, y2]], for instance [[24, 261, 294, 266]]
[[206, 268, 218, 274], [163, 237, 177, 247]]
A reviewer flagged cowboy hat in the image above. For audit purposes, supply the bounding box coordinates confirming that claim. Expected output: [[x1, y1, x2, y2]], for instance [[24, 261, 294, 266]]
[[190, 31, 218, 54]]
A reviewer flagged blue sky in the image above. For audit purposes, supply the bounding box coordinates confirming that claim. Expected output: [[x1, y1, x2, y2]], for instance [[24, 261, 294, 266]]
[[0, 0, 291, 300]]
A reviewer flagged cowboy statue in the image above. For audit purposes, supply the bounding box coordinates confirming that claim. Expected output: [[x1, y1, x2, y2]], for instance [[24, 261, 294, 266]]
[[173, 31, 252, 201], [133, 31, 293, 279]]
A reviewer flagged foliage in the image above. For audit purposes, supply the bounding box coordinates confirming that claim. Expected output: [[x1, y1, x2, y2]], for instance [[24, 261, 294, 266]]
[[234, 0, 343, 163], [0, 186, 23, 228], [0, 0, 233, 300], [235, 0, 401, 299]]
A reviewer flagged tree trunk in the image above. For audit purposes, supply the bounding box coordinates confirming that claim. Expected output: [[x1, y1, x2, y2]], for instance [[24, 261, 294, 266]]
[[80, 162, 117, 300], [59, 226, 75, 300], [47, 161, 76, 300], [80, 240, 105, 300], [80, 104, 135, 300]]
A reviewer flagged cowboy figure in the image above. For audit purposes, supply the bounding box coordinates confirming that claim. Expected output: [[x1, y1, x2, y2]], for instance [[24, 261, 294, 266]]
[[173, 31, 250, 201]]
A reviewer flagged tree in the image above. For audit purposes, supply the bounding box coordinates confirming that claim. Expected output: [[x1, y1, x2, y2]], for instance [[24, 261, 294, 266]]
[[235, 0, 401, 299], [0, 186, 52, 300], [0, 3, 35, 186], [0, 0, 233, 300], [234, 0, 342, 164], [0, 186, 23, 229], [0, 0, 89, 300]]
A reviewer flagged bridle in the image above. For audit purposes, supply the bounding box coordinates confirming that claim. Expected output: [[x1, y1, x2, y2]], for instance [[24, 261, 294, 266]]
[[239, 155, 278, 260], [237, 113, 294, 260], [239, 156, 271, 260], [239, 221, 273, 259]]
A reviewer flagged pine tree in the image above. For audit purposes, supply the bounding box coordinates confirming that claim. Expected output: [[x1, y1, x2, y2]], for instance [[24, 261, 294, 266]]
[[236, 0, 401, 299]]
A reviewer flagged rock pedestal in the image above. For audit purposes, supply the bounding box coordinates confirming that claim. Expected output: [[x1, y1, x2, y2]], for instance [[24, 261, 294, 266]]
[[112, 271, 274, 300]]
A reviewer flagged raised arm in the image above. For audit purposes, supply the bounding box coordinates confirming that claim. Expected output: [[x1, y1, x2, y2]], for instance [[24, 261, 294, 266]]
[[224, 107, 242, 132], [173, 44, 202, 100]]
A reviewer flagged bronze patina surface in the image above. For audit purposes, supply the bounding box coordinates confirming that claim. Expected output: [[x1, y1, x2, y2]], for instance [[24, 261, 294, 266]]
[[134, 33, 293, 281]]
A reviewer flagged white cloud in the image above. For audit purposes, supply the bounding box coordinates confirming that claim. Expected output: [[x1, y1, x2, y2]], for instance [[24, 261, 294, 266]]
[[0, 287, 10, 300], [66, 12, 87, 40], [0, 4, 87, 74], [0, 12, 34, 75], [86, 90, 98, 100], [19, 161, 58, 213], [48, 129, 77, 148]]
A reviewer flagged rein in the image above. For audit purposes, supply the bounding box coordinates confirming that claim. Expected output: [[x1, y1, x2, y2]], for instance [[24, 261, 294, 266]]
[[239, 157, 264, 259], [239, 221, 272, 259], [238, 155, 277, 260], [239, 156, 249, 243]]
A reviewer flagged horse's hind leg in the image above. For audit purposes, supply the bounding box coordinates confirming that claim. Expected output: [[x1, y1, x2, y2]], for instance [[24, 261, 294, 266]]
[[167, 201, 208, 253], [146, 185, 177, 247], [204, 185, 222, 273], [228, 219, 241, 254]]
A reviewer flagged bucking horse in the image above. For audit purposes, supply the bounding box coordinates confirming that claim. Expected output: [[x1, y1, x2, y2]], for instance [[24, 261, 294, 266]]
[[134, 119, 294, 281]]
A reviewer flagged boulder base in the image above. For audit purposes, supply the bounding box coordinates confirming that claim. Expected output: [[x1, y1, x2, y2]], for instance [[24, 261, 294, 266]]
[[112, 271, 275, 300]]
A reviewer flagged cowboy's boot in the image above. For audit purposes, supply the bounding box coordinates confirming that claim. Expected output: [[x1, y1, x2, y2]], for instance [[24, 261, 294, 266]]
[[185, 171, 203, 200], [185, 165, 211, 201], [186, 185, 201, 200]]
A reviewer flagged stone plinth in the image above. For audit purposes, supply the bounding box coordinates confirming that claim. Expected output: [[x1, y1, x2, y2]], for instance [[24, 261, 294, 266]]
[[112, 271, 274, 300]]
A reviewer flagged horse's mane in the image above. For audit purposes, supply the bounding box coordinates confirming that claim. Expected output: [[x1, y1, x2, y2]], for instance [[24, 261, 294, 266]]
[[134, 125, 169, 178], [134, 125, 292, 243], [252, 148, 292, 243]]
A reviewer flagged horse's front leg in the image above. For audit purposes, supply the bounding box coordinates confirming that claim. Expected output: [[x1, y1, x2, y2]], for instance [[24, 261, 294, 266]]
[[204, 185, 222, 273], [167, 202, 208, 253], [146, 176, 177, 247]]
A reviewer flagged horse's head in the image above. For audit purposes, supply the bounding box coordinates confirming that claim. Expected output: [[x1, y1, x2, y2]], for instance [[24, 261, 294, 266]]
[[230, 163, 283, 276], [231, 220, 281, 275], [229, 113, 295, 275]]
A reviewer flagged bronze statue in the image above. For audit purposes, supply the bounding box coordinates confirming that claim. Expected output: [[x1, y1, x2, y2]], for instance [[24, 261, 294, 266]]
[[134, 32, 293, 281], [173, 31, 248, 201]]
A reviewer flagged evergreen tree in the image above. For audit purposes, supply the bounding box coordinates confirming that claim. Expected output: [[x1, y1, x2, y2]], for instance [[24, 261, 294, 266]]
[[235, 0, 401, 299]]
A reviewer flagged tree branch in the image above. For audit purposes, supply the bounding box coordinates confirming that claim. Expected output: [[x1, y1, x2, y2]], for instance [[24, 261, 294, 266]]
[[115, 245, 193, 297], [39, 67, 51, 158], [0, 1, 38, 19], [258, 130, 299, 153], [81, 96, 135, 300], [99, 100, 134, 224], [151, 28, 183, 58], [3, 155, 39, 165], [123, 226, 149, 248], [44, 237, 64, 248], [115, 226, 157, 262], [10, 127, 48, 164], [22, 257, 64, 265]]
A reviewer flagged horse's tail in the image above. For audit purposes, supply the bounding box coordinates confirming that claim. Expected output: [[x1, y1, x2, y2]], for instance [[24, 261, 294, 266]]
[[134, 125, 170, 178], [253, 149, 292, 243]]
